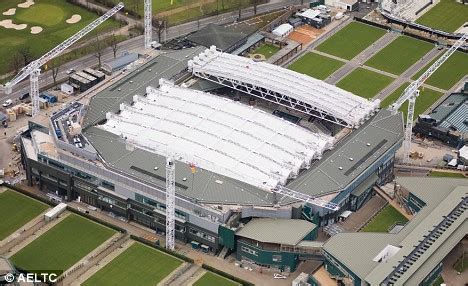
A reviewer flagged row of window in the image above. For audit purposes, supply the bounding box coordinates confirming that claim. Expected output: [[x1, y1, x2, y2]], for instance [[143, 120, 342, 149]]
[[241, 246, 259, 257], [189, 228, 216, 243]]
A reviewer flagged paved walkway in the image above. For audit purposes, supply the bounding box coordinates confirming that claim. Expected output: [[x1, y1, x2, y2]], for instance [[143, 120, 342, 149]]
[[341, 195, 387, 232], [441, 239, 468, 286]]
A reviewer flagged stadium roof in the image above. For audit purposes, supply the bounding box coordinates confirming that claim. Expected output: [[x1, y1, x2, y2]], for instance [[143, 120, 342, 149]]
[[323, 177, 468, 285], [236, 218, 316, 245], [428, 93, 467, 132], [100, 81, 333, 190], [188, 46, 380, 128], [186, 24, 248, 52], [83, 47, 206, 128]]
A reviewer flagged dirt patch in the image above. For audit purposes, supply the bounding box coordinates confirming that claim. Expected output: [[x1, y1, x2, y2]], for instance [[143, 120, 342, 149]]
[[66, 14, 81, 24], [30, 26, 42, 34], [0, 19, 27, 30], [17, 0, 34, 9], [288, 25, 323, 45], [3, 8, 16, 16]]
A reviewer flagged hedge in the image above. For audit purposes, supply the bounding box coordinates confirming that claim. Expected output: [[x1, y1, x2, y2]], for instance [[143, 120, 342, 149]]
[[202, 264, 254, 286], [130, 235, 194, 263]]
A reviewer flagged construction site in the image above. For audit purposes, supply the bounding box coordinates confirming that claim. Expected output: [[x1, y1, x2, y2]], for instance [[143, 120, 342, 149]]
[[0, 0, 467, 285]]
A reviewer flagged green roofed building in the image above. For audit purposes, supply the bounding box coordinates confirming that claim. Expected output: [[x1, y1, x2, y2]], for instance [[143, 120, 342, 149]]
[[235, 218, 322, 272], [323, 177, 468, 286]]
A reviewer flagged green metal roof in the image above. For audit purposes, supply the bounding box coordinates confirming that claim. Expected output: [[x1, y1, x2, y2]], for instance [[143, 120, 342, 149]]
[[236, 218, 316, 245], [323, 177, 468, 284], [186, 24, 248, 51]]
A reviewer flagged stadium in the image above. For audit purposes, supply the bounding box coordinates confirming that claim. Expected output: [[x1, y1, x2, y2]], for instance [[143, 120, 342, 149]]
[[19, 44, 404, 274]]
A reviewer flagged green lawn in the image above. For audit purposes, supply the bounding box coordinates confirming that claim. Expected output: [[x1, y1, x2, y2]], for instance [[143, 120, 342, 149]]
[[361, 205, 408, 232], [431, 276, 444, 286], [253, 43, 280, 59], [288, 52, 345, 80], [380, 82, 444, 121], [429, 171, 466, 178], [0, 190, 48, 241], [416, 0, 468, 32], [194, 272, 240, 286], [365, 36, 433, 75], [0, 0, 119, 74], [83, 242, 182, 286], [336, 68, 394, 99], [11, 214, 115, 272], [412, 51, 468, 90], [316, 22, 386, 60]]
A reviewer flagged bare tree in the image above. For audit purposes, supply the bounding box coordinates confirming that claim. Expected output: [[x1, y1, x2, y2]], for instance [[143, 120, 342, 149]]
[[18, 46, 33, 66], [9, 52, 24, 74], [48, 57, 62, 87], [93, 34, 104, 67], [238, 0, 242, 20], [154, 18, 166, 42], [253, 0, 258, 15], [109, 34, 119, 58]]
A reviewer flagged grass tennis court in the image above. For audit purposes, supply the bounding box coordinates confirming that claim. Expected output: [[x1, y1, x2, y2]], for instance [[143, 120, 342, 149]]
[[365, 36, 433, 75], [288, 52, 345, 80], [416, 0, 468, 32], [429, 171, 466, 178], [0, 190, 48, 241], [83, 242, 182, 286], [412, 51, 468, 90], [253, 43, 280, 59], [361, 205, 408, 232], [380, 82, 444, 121], [11, 214, 115, 272], [336, 68, 394, 99], [194, 272, 240, 286], [316, 22, 386, 60]]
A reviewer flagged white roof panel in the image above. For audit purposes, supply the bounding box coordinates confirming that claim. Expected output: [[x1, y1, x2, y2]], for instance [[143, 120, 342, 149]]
[[100, 81, 334, 189], [188, 47, 380, 127]]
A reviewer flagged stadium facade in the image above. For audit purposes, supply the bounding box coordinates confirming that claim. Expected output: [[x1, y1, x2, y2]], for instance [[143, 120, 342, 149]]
[[323, 177, 468, 286], [19, 47, 404, 271]]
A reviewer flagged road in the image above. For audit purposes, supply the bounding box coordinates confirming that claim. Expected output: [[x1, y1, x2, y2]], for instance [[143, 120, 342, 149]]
[[0, 0, 299, 106]]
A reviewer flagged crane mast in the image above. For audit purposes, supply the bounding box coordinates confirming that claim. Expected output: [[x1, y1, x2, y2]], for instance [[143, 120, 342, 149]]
[[144, 0, 153, 49], [0, 2, 124, 115], [390, 33, 467, 163], [165, 155, 176, 251]]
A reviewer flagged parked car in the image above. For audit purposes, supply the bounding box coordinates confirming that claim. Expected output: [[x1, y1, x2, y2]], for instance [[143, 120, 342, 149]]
[[19, 93, 30, 100], [65, 69, 76, 75], [2, 99, 12, 107]]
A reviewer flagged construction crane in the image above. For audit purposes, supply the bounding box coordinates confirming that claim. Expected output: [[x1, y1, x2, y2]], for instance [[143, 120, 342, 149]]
[[144, 0, 153, 49], [390, 33, 467, 163], [0, 2, 124, 116], [165, 155, 176, 251]]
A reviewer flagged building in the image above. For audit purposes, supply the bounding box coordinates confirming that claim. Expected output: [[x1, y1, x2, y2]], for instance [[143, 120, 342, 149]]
[[19, 47, 404, 262], [413, 92, 467, 147], [186, 24, 249, 53], [325, 0, 359, 11], [101, 52, 139, 74], [323, 177, 468, 286], [234, 218, 322, 272]]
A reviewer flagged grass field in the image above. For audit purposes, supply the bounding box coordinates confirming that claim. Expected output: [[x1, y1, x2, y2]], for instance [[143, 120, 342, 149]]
[[380, 82, 444, 121], [0, 0, 119, 74], [253, 43, 280, 59], [429, 171, 466, 178], [431, 276, 444, 286], [0, 190, 48, 241], [83, 242, 182, 286], [11, 214, 115, 272], [316, 22, 386, 60], [194, 272, 240, 286], [412, 51, 468, 90], [361, 205, 408, 232], [416, 0, 468, 32], [336, 68, 394, 99], [454, 255, 468, 272], [365, 36, 433, 75], [288, 52, 345, 80]]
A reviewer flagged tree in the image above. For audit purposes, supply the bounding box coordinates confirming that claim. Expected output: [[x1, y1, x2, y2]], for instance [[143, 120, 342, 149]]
[[109, 34, 119, 58], [238, 0, 242, 20], [93, 34, 104, 67], [253, 0, 258, 15], [18, 46, 33, 66], [154, 18, 166, 42], [48, 57, 62, 87], [9, 52, 23, 74]]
